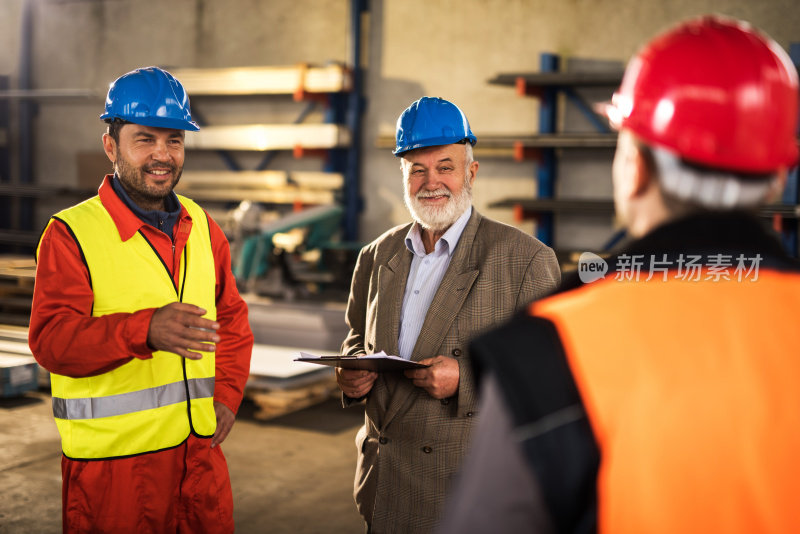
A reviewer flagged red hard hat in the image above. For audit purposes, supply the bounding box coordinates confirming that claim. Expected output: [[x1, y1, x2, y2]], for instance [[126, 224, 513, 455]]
[[604, 16, 799, 174]]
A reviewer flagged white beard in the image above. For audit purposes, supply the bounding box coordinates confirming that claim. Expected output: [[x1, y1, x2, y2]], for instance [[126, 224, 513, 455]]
[[404, 180, 472, 232]]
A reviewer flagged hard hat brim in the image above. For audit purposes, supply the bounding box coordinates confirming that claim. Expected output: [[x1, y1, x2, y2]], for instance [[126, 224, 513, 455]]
[[393, 135, 477, 157], [100, 112, 200, 132], [593, 99, 623, 132]]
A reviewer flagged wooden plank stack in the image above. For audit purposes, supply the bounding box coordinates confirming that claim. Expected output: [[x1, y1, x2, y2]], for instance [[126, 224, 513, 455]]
[[0, 256, 35, 327], [0, 324, 39, 397], [246, 376, 340, 421]]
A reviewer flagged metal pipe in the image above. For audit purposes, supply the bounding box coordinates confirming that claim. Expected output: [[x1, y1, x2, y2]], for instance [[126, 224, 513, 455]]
[[343, 0, 367, 242], [780, 42, 800, 257], [18, 0, 35, 239], [0, 76, 9, 237], [0, 89, 99, 100], [536, 52, 559, 246]]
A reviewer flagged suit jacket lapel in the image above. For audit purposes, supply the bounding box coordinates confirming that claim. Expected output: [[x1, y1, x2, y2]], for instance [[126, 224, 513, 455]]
[[382, 210, 482, 427], [375, 248, 410, 357]]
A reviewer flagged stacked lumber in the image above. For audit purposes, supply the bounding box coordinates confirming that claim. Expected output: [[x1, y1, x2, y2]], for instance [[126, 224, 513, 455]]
[[172, 64, 352, 96], [183, 124, 350, 152], [175, 170, 343, 206], [244, 343, 340, 420], [246, 376, 339, 421], [0, 256, 35, 327]]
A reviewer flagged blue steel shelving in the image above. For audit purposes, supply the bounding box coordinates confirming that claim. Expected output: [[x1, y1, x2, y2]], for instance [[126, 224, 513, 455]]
[[489, 49, 800, 258], [487, 54, 622, 252], [779, 43, 800, 257]]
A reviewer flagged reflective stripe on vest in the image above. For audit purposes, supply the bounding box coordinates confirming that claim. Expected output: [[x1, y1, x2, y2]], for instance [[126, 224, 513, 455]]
[[52, 377, 214, 420], [531, 269, 800, 534], [43, 194, 217, 459]]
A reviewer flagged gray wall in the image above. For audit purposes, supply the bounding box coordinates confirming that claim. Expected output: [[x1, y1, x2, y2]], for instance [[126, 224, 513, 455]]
[[1, 0, 798, 247]]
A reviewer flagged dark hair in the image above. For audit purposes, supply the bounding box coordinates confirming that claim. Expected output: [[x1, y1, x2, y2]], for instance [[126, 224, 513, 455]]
[[105, 118, 129, 144]]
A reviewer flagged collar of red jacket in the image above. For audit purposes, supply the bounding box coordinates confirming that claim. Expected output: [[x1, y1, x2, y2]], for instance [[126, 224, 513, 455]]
[[97, 174, 192, 242]]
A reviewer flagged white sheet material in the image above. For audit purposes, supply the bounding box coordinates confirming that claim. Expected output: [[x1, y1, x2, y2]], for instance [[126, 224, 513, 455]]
[[249, 343, 329, 379]]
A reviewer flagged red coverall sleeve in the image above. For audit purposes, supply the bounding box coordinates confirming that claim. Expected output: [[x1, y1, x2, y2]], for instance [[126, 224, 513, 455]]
[[208, 215, 253, 415], [28, 220, 157, 378]]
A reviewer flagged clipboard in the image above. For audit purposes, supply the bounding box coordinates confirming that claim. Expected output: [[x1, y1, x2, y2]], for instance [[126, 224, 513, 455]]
[[294, 351, 430, 372]]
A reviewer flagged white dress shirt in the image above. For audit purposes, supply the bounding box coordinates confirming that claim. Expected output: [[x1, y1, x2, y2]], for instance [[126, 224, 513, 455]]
[[397, 207, 472, 360]]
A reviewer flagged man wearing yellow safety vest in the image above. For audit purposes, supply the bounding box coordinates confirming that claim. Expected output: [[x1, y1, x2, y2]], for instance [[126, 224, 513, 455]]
[[439, 16, 800, 534], [29, 66, 254, 533]]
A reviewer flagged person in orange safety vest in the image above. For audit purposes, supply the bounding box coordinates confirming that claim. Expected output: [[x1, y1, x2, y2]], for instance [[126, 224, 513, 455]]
[[439, 16, 800, 534], [29, 66, 254, 533]]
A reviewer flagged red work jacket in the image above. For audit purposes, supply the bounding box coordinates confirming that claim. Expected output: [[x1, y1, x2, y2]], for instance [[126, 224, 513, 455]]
[[29, 175, 253, 419]]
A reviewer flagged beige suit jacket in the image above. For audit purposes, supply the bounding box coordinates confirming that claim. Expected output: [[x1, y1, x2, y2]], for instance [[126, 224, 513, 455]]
[[341, 209, 560, 533]]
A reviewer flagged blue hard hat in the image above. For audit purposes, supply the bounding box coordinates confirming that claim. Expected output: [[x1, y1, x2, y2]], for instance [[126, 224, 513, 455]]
[[393, 96, 476, 156], [100, 66, 200, 131]]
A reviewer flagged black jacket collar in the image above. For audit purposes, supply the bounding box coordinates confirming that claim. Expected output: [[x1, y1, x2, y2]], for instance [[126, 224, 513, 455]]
[[558, 211, 799, 294]]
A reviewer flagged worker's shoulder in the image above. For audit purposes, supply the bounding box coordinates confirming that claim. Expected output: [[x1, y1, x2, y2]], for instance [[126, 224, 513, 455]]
[[475, 214, 551, 254], [360, 222, 412, 254]]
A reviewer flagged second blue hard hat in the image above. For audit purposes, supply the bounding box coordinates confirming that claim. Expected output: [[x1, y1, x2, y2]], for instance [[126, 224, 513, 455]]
[[394, 97, 476, 156], [100, 66, 200, 131]]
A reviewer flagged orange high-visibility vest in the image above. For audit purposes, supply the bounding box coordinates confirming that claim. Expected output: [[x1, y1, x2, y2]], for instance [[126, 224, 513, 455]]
[[531, 270, 800, 533]]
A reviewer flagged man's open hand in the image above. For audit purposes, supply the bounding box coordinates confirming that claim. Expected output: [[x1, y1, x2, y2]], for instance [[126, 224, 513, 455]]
[[147, 302, 220, 360]]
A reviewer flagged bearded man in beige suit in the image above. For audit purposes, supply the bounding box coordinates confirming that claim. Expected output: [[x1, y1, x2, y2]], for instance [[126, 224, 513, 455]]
[[336, 97, 561, 533]]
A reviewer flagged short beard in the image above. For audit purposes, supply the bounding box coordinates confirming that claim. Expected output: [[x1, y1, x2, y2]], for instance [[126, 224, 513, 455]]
[[115, 148, 182, 209], [404, 175, 472, 232]]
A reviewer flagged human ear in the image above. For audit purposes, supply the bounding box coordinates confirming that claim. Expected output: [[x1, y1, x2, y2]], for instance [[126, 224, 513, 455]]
[[630, 144, 652, 197], [765, 169, 788, 203], [102, 133, 116, 164], [467, 160, 479, 185]]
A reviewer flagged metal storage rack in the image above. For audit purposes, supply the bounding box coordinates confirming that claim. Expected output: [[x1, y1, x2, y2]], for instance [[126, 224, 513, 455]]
[[488, 51, 800, 259], [487, 53, 623, 259], [163, 61, 365, 293], [0, 0, 369, 318], [778, 43, 800, 257], [0, 75, 9, 243], [0, 0, 368, 253], [170, 63, 355, 209]]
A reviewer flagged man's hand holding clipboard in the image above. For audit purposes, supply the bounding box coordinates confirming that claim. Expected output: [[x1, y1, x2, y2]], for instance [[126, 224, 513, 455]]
[[294, 351, 430, 372], [297, 351, 458, 400], [296, 351, 431, 400]]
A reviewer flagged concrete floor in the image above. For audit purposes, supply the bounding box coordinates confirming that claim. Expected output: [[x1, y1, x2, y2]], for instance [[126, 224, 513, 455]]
[[0, 389, 367, 534]]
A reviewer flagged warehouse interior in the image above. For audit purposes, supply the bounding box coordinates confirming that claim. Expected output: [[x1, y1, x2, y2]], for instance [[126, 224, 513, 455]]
[[0, 0, 798, 532]]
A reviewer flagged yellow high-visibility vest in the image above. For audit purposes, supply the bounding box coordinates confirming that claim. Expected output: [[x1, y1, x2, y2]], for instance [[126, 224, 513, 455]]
[[41, 194, 217, 459]]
